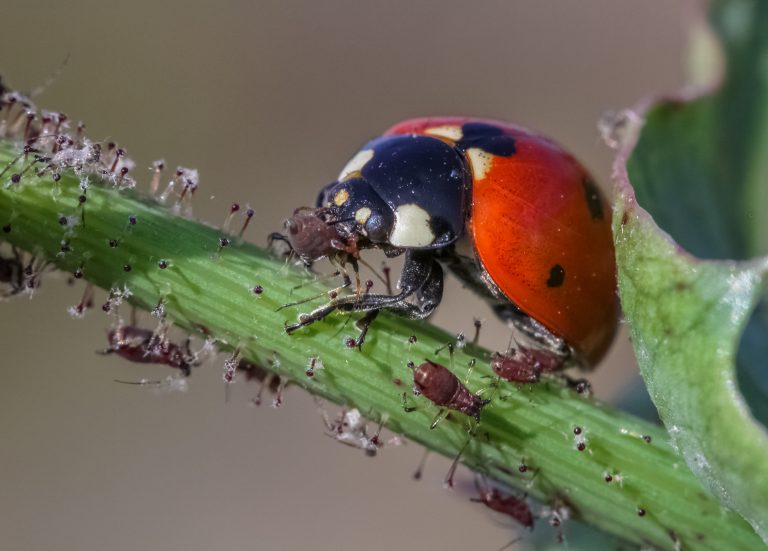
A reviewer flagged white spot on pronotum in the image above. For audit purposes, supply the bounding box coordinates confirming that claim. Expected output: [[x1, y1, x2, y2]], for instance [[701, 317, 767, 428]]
[[338, 149, 374, 181], [425, 125, 463, 141], [389, 203, 435, 247], [354, 207, 372, 224], [466, 147, 494, 180]]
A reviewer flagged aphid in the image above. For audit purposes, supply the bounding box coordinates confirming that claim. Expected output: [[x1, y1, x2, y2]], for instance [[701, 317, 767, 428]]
[[471, 478, 534, 530], [101, 324, 198, 376], [236, 357, 283, 406], [281, 117, 618, 370], [411, 359, 488, 421], [279, 206, 359, 265], [0, 246, 44, 297], [490, 345, 562, 384], [321, 408, 401, 457]]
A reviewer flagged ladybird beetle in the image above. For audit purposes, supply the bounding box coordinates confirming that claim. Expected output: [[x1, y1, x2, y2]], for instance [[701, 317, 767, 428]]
[[281, 117, 618, 368]]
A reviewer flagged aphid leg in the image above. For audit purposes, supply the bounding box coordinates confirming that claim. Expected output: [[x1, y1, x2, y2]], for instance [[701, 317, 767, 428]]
[[401, 392, 417, 413], [429, 409, 449, 430], [444, 433, 472, 488], [237, 207, 255, 240], [381, 261, 393, 295], [69, 282, 94, 317], [149, 160, 165, 196], [221, 203, 240, 233], [472, 318, 483, 345], [465, 358, 477, 387], [355, 255, 389, 292], [272, 378, 287, 408], [412, 449, 430, 480]]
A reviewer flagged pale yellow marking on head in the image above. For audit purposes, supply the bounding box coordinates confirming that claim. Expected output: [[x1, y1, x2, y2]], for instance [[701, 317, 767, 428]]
[[425, 125, 463, 141], [389, 203, 435, 248], [338, 149, 374, 181], [354, 207, 372, 225], [334, 188, 350, 206], [466, 147, 494, 180]]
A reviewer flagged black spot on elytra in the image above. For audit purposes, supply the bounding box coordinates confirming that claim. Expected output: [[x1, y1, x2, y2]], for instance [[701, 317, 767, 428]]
[[546, 264, 565, 288], [457, 122, 516, 157], [582, 177, 604, 220]]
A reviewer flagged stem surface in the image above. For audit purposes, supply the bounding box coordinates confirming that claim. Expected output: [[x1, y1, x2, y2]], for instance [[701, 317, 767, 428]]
[[0, 141, 760, 549]]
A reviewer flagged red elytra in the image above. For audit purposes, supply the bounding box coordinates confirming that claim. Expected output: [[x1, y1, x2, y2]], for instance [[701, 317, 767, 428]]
[[385, 117, 618, 364]]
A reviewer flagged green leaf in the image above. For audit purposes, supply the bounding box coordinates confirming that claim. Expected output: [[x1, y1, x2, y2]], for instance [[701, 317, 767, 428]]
[[612, 0, 768, 541]]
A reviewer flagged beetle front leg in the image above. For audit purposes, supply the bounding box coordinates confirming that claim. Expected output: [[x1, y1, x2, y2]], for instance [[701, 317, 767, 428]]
[[285, 250, 443, 334]]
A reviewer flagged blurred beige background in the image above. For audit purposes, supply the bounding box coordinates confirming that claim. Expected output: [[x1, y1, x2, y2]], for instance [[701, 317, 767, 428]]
[[0, 2, 687, 550]]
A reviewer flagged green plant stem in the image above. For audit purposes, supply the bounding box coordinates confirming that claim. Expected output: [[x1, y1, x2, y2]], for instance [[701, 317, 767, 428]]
[[0, 141, 760, 549]]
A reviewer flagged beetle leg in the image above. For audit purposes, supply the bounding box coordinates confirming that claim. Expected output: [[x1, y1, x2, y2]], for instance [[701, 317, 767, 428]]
[[285, 250, 443, 334], [348, 309, 379, 349]]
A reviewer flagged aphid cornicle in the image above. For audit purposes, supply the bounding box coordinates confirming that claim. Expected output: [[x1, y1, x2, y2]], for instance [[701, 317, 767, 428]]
[[412, 360, 487, 420], [279, 117, 618, 371]]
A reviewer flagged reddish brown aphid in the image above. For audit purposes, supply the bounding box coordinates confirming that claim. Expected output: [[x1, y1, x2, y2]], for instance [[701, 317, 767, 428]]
[[412, 360, 488, 420], [472, 479, 534, 530], [0, 246, 44, 297], [103, 325, 197, 376], [280, 207, 359, 264], [0, 247, 26, 297], [236, 358, 282, 406], [491, 345, 562, 384]]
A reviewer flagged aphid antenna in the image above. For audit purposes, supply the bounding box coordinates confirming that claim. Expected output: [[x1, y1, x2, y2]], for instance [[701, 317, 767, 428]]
[[0, 151, 24, 180], [496, 537, 523, 551], [29, 54, 71, 99], [288, 269, 341, 294], [113, 378, 164, 386], [276, 289, 334, 312]]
